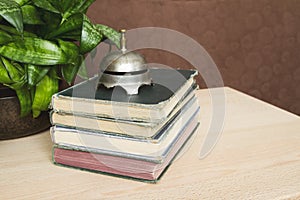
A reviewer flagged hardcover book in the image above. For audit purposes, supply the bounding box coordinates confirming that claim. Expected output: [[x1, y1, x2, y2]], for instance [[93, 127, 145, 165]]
[[51, 69, 198, 123], [50, 91, 197, 138], [53, 117, 199, 182]]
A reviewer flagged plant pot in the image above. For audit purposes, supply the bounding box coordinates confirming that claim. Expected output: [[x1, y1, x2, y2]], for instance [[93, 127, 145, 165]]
[[0, 85, 50, 140]]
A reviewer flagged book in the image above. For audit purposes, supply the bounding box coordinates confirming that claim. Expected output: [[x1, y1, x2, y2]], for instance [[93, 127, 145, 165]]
[[52, 117, 200, 182], [50, 98, 200, 157], [50, 68, 200, 182], [51, 69, 198, 123], [50, 91, 197, 138]]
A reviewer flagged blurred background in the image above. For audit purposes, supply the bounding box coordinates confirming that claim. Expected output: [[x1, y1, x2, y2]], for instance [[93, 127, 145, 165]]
[[87, 0, 300, 115]]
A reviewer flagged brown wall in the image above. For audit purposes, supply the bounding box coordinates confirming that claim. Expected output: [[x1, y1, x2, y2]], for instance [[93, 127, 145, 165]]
[[87, 0, 300, 115]]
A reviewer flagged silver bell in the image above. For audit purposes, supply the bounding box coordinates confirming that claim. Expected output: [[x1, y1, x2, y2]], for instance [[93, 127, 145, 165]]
[[98, 29, 151, 95]]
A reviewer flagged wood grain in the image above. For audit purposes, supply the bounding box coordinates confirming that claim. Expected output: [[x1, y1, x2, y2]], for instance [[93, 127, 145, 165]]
[[0, 87, 299, 199]]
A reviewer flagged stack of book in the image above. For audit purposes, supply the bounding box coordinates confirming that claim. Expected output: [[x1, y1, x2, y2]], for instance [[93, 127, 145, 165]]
[[50, 68, 200, 182]]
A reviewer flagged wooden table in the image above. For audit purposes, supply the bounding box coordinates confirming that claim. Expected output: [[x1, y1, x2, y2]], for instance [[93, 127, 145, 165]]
[[1, 87, 299, 199]]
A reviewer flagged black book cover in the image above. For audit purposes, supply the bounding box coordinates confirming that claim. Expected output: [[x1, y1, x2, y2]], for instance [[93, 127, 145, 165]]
[[58, 69, 197, 104]]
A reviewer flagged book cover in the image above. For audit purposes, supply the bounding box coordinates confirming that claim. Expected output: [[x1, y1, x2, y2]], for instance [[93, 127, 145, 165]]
[[51, 69, 198, 122]]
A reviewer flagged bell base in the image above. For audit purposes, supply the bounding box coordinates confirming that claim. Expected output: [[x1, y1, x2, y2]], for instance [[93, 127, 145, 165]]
[[98, 71, 152, 95]]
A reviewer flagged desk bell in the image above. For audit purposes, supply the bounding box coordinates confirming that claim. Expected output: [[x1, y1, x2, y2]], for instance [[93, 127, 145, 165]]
[[98, 29, 151, 95]]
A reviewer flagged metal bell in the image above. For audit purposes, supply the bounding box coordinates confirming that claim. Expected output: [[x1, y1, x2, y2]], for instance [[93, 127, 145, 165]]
[[98, 29, 151, 95]]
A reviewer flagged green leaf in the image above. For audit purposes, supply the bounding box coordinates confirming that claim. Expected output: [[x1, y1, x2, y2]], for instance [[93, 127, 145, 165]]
[[0, 58, 14, 84], [0, 30, 13, 45], [29, 85, 35, 106], [21, 5, 44, 25], [59, 0, 74, 13], [77, 55, 88, 80], [46, 13, 82, 39], [0, 0, 23, 33], [0, 37, 70, 65], [61, 61, 80, 85], [80, 14, 103, 54], [32, 0, 59, 14], [62, 0, 95, 22], [95, 24, 121, 48], [11, 61, 24, 74], [32, 68, 58, 118], [45, 0, 74, 15], [61, 55, 89, 84], [0, 57, 26, 90], [13, 0, 30, 6], [57, 39, 79, 65], [59, 29, 81, 41], [0, 24, 36, 37], [26, 64, 50, 86], [0, 57, 23, 82], [38, 10, 61, 37], [59, 38, 80, 84], [15, 87, 32, 117]]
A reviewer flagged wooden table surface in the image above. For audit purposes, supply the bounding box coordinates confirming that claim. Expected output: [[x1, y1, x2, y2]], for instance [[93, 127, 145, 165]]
[[1, 87, 299, 200]]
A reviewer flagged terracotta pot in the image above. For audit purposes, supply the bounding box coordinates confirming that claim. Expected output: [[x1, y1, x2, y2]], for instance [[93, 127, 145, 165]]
[[0, 85, 50, 140]]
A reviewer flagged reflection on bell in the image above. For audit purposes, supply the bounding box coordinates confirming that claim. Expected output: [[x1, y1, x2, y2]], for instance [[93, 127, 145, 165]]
[[98, 29, 152, 95]]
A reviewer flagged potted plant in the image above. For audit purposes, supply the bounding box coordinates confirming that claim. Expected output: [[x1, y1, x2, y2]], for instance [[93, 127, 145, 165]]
[[0, 0, 120, 139]]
